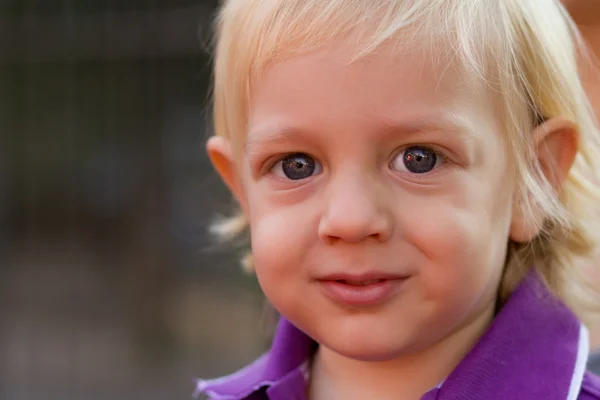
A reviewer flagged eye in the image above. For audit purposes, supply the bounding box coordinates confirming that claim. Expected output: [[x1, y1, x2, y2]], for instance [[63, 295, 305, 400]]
[[272, 153, 322, 180], [390, 146, 444, 174]]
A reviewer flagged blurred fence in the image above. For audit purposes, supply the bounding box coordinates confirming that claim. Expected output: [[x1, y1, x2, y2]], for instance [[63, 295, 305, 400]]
[[0, 2, 268, 399]]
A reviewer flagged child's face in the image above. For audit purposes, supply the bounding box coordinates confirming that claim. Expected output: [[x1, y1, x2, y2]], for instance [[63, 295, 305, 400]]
[[225, 42, 520, 360]]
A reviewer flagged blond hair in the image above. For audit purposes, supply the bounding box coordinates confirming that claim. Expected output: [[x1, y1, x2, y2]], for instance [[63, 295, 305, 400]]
[[209, 0, 600, 322]]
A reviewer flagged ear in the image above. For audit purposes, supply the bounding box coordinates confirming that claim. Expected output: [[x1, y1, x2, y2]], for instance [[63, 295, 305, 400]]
[[206, 136, 248, 214], [509, 117, 579, 243]]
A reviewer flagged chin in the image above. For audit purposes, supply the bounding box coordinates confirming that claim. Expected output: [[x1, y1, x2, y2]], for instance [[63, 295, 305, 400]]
[[321, 335, 414, 362]]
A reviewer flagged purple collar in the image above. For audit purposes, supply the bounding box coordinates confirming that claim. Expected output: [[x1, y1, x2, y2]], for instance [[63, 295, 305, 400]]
[[196, 272, 598, 399]]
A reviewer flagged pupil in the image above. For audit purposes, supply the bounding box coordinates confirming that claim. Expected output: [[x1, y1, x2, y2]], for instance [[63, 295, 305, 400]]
[[403, 147, 437, 173], [282, 154, 315, 180]]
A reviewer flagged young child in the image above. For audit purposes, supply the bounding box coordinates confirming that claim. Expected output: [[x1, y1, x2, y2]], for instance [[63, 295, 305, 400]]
[[197, 0, 600, 398]]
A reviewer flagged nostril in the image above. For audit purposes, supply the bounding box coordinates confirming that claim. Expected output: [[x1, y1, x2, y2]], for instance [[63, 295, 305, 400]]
[[318, 201, 394, 244]]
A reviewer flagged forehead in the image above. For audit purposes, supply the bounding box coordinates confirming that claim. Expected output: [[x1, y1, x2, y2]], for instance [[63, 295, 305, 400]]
[[246, 39, 500, 143]]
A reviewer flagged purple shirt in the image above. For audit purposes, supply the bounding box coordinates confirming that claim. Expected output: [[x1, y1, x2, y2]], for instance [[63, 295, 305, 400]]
[[196, 272, 600, 399]]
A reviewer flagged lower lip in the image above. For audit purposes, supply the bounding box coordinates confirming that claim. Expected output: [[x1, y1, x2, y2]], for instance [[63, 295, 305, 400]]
[[319, 279, 406, 306]]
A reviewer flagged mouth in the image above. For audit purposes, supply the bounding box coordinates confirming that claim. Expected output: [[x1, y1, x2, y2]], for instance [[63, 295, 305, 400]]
[[318, 273, 408, 306], [335, 279, 387, 286], [321, 272, 408, 283]]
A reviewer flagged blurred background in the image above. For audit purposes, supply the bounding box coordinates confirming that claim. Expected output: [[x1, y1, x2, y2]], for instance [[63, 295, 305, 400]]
[[0, 1, 271, 399], [1, 1, 599, 400]]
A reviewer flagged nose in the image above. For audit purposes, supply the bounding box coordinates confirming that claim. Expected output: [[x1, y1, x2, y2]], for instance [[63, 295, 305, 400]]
[[318, 172, 394, 244]]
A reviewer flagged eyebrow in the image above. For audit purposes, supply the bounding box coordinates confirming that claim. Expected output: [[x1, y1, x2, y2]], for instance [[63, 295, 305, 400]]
[[379, 113, 476, 143], [245, 113, 476, 153], [245, 125, 310, 154]]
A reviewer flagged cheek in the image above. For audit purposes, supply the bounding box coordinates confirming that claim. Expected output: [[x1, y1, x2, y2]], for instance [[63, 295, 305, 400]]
[[246, 189, 319, 300], [403, 180, 512, 303]]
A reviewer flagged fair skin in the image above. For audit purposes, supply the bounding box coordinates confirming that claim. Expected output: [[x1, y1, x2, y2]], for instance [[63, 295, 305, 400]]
[[208, 38, 578, 399]]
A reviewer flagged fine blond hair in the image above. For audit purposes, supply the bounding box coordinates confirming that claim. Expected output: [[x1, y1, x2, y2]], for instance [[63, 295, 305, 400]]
[[209, 0, 600, 322]]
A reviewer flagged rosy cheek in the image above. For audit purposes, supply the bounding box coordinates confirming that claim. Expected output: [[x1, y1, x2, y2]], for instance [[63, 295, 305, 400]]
[[249, 204, 318, 275], [403, 199, 488, 282], [248, 208, 320, 321]]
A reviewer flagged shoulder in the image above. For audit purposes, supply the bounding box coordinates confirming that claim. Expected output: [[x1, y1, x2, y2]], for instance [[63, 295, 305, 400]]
[[195, 353, 271, 400], [195, 319, 317, 400], [579, 372, 600, 399]]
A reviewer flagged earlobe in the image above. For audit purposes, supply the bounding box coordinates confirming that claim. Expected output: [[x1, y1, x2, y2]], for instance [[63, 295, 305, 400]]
[[509, 117, 579, 243], [206, 136, 248, 214]]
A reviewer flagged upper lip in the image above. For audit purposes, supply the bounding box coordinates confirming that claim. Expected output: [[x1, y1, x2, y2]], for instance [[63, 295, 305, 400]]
[[319, 272, 409, 282]]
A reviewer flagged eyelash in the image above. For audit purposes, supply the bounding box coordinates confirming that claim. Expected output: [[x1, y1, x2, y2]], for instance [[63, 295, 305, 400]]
[[389, 146, 450, 176], [265, 145, 452, 181], [269, 153, 323, 181]]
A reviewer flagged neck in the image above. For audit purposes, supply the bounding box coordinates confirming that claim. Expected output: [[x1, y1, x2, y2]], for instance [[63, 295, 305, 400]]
[[308, 306, 494, 400]]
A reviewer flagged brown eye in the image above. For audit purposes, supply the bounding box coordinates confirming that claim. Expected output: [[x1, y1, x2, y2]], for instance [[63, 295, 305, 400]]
[[391, 146, 443, 174], [273, 153, 322, 180]]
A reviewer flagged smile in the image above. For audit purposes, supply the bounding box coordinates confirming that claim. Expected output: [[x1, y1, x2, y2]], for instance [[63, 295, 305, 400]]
[[337, 279, 385, 286], [318, 273, 408, 306]]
